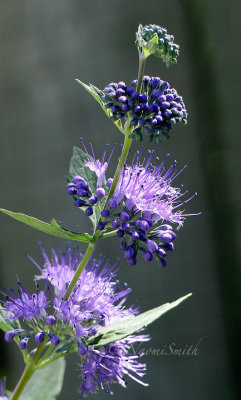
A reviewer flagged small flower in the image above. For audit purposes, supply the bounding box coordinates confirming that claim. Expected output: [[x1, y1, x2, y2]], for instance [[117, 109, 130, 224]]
[[79, 335, 149, 397], [113, 151, 190, 226], [102, 77, 187, 142], [135, 24, 180, 65], [4, 329, 26, 342], [80, 139, 116, 188], [2, 282, 48, 321], [0, 280, 63, 349]]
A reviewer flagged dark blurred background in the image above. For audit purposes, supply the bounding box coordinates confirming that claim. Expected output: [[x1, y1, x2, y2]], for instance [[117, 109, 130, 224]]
[[0, 1, 240, 399]]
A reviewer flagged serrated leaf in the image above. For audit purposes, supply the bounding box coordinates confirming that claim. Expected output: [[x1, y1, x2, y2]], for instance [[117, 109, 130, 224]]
[[69, 147, 98, 193], [0, 209, 92, 243], [76, 80, 109, 116], [19, 359, 66, 400], [88, 293, 192, 347], [76, 80, 124, 134]]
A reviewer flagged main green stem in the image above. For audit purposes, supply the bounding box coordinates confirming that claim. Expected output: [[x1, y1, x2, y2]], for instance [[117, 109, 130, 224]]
[[103, 53, 146, 205], [105, 132, 132, 203], [65, 51, 146, 299], [137, 53, 146, 93], [65, 242, 95, 300], [65, 133, 132, 301], [11, 338, 47, 400]]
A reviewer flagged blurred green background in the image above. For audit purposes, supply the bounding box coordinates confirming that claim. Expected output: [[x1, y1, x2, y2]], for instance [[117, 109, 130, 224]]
[[0, 1, 240, 399]]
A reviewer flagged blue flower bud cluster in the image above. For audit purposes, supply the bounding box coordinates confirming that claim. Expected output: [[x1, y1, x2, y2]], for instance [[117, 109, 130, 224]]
[[136, 24, 180, 64], [67, 175, 109, 215], [102, 76, 187, 142], [98, 204, 176, 267]]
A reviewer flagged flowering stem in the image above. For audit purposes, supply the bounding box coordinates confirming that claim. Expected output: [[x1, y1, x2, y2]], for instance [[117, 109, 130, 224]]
[[99, 229, 118, 239], [11, 337, 47, 400], [63, 52, 147, 297], [105, 132, 132, 202], [65, 242, 95, 300], [137, 53, 146, 93]]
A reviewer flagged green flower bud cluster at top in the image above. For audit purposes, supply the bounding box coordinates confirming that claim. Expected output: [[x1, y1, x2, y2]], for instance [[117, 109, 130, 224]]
[[136, 24, 180, 65]]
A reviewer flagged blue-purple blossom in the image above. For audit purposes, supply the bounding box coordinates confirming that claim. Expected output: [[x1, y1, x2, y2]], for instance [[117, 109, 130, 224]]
[[69, 144, 198, 267], [79, 335, 149, 397], [0, 246, 150, 394], [1, 282, 48, 321], [1, 246, 138, 342], [101, 76, 187, 142], [103, 150, 198, 266], [81, 139, 116, 188], [34, 246, 136, 331], [113, 151, 190, 226]]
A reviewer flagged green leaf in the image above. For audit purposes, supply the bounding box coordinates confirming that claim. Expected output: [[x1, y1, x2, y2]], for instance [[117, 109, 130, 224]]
[[69, 147, 98, 193], [56, 342, 73, 354], [0, 209, 92, 243], [76, 80, 109, 116], [68, 147, 109, 230], [0, 308, 21, 335], [88, 293, 192, 347], [0, 309, 30, 363], [76, 80, 124, 134], [19, 359, 66, 400]]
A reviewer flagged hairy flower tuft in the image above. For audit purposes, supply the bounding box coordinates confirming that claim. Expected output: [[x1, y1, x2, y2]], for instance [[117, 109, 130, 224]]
[[0, 246, 150, 395], [79, 335, 149, 397]]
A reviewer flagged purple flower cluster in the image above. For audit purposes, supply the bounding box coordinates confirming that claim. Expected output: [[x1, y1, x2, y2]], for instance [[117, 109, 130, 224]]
[[71, 146, 197, 267], [79, 337, 149, 397], [67, 176, 101, 217], [99, 151, 193, 266], [1, 246, 149, 395], [102, 76, 187, 142]]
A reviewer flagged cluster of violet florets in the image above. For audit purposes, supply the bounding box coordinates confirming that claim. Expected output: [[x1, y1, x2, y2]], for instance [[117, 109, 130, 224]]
[[67, 145, 197, 267], [101, 76, 187, 142], [1, 246, 149, 396]]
